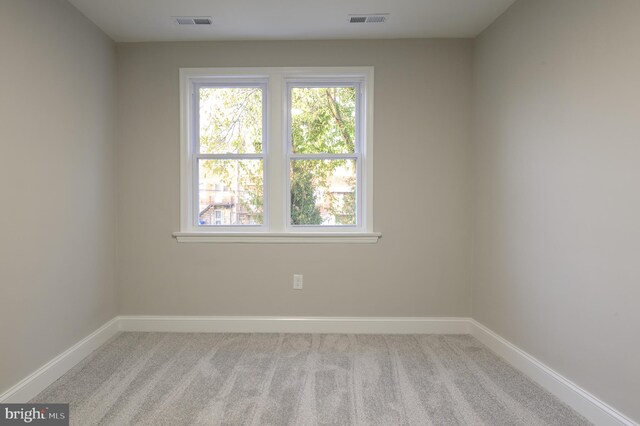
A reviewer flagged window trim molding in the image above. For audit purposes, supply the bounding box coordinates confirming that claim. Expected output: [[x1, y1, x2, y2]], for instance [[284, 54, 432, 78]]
[[172, 232, 382, 244], [177, 67, 378, 243]]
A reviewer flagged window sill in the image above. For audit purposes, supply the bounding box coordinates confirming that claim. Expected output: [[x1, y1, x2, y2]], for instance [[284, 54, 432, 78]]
[[172, 232, 381, 244]]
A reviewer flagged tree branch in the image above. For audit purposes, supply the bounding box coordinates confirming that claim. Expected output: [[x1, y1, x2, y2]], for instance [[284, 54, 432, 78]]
[[325, 89, 354, 152]]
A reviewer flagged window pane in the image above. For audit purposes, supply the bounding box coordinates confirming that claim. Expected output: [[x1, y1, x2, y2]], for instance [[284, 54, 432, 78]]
[[199, 87, 263, 154], [291, 87, 356, 154], [290, 159, 356, 226], [199, 159, 264, 225]]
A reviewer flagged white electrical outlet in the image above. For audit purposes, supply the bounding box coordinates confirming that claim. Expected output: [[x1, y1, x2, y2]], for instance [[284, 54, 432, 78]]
[[293, 274, 303, 289]]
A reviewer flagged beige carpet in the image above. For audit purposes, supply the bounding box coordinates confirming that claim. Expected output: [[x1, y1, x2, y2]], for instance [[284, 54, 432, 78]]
[[32, 333, 590, 425]]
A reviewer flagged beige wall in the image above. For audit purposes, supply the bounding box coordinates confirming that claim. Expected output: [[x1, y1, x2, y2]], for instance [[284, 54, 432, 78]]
[[3, 1, 637, 418], [116, 40, 473, 317], [472, 0, 640, 420], [0, 0, 117, 395]]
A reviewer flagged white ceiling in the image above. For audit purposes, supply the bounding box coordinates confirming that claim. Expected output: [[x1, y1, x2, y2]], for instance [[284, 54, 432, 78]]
[[67, 0, 516, 42]]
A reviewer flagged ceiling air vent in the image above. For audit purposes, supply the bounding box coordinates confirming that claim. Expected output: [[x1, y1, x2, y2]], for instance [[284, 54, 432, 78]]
[[348, 14, 389, 24], [175, 16, 212, 25]]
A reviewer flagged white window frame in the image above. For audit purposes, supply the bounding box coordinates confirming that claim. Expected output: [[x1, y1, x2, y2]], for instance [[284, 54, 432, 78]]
[[174, 67, 380, 244], [191, 78, 269, 232], [285, 79, 364, 232]]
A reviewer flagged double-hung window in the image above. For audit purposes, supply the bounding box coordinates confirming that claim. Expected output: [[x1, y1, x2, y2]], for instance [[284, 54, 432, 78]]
[[193, 79, 267, 230], [176, 67, 378, 243]]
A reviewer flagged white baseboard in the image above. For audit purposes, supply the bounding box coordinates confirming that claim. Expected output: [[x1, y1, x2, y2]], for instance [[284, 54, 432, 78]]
[[0, 317, 120, 403], [469, 319, 637, 426], [2, 315, 635, 426], [118, 315, 472, 334]]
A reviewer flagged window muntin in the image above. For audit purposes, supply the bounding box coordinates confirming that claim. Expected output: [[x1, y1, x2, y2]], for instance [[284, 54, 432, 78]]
[[194, 82, 267, 228]]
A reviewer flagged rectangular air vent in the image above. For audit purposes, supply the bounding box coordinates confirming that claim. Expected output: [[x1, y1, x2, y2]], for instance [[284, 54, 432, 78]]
[[365, 15, 387, 23], [176, 16, 212, 25], [348, 14, 388, 24]]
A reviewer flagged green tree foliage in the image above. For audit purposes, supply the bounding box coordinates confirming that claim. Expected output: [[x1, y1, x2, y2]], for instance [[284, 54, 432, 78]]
[[200, 87, 263, 154], [290, 87, 356, 225], [291, 87, 356, 154], [199, 85, 356, 225], [199, 88, 265, 224], [290, 162, 323, 225]]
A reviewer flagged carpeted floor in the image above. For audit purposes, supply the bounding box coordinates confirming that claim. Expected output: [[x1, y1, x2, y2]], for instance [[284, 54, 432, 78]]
[[32, 333, 590, 425]]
